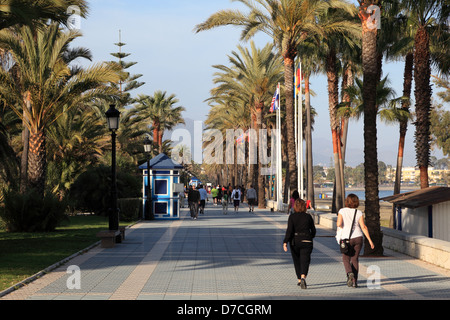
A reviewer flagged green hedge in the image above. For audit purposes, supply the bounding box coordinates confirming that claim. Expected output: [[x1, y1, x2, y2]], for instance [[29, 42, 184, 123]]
[[0, 189, 68, 233]]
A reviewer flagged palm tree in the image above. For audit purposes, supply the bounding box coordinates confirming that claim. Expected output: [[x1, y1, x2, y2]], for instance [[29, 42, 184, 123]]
[[133, 91, 185, 153], [384, 7, 415, 225], [0, 23, 120, 195], [296, 41, 320, 209], [356, 0, 383, 255], [209, 42, 283, 207], [315, 6, 360, 212], [403, 0, 449, 189], [0, 0, 88, 30], [46, 105, 109, 199], [195, 0, 355, 194]]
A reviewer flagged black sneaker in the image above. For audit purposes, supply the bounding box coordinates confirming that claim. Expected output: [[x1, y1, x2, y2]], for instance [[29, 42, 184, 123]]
[[300, 278, 307, 289]]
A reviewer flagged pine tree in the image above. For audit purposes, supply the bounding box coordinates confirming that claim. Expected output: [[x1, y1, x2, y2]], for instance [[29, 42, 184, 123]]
[[110, 30, 145, 107]]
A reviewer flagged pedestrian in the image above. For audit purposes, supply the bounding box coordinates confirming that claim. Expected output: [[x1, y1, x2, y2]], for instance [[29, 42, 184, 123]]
[[211, 186, 218, 205], [246, 185, 257, 212], [231, 186, 241, 213], [337, 194, 375, 288], [288, 190, 300, 214], [217, 185, 223, 205], [227, 184, 233, 204], [283, 199, 316, 289], [240, 185, 246, 203], [188, 185, 200, 220], [198, 184, 208, 215], [222, 192, 228, 214]]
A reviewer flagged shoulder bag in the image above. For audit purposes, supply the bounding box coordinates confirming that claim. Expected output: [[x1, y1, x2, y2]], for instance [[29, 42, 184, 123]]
[[339, 209, 357, 256]]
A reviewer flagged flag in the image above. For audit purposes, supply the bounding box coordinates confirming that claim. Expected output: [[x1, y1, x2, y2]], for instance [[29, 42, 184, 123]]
[[270, 87, 280, 113], [295, 64, 302, 96]]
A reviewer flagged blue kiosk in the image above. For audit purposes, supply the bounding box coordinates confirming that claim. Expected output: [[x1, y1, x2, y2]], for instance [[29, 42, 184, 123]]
[[139, 153, 184, 220]]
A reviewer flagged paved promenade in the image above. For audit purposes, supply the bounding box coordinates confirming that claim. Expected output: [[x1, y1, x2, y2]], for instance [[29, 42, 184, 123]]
[[2, 201, 450, 301]]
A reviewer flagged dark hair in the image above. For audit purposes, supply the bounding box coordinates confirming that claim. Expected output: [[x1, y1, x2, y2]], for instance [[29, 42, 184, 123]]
[[293, 199, 307, 213], [345, 194, 359, 209], [292, 190, 300, 200]]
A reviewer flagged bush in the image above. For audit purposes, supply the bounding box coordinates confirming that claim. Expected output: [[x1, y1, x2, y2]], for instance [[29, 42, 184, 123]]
[[0, 189, 68, 232], [118, 198, 142, 222], [68, 165, 141, 216]]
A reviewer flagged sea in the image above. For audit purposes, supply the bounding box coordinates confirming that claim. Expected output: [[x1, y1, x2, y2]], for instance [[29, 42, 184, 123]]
[[317, 189, 414, 201]]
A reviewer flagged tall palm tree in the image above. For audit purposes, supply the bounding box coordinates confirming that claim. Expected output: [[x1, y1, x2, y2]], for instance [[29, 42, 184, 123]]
[[0, 23, 120, 195], [195, 0, 355, 194], [297, 40, 320, 209], [357, 0, 383, 255], [384, 7, 415, 224], [209, 42, 283, 207], [133, 91, 185, 153], [403, 0, 449, 189]]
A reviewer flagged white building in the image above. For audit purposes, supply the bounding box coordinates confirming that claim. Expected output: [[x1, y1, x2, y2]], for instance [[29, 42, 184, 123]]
[[382, 187, 450, 242]]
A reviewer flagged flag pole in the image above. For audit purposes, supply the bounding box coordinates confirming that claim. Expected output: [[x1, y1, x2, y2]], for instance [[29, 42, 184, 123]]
[[298, 61, 304, 199], [276, 83, 282, 211]]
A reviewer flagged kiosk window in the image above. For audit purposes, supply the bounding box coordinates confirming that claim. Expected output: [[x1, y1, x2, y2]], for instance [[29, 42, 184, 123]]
[[155, 179, 168, 195]]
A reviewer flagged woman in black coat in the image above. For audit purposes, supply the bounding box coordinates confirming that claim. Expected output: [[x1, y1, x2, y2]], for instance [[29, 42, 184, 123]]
[[283, 199, 316, 289]]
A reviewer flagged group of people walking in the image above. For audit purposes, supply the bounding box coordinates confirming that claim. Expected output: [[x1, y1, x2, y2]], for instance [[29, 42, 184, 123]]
[[186, 184, 208, 220], [188, 184, 257, 218], [283, 193, 375, 289]]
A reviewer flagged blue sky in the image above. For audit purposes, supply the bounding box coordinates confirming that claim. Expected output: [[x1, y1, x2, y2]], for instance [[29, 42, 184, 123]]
[[72, 0, 446, 167]]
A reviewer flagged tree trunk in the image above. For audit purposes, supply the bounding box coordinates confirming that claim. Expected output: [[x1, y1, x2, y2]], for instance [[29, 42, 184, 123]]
[[326, 48, 343, 212], [28, 130, 47, 197], [305, 75, 315, 209], [414, 26, 431, 189], [284, 55, 297, 192], [391, 52, 413, 228], [360, 7, 383, 256]]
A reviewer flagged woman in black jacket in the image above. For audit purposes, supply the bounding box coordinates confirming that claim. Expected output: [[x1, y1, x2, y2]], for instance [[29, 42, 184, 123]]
[[283, 199, 316, 289]]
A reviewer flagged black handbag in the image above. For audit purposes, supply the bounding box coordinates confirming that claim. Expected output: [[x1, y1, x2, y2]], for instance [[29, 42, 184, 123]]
[[339, 209, 357, 256]]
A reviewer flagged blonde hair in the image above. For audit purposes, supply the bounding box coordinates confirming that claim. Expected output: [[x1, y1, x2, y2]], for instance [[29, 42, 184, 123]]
[[293, 199, 307, 213]]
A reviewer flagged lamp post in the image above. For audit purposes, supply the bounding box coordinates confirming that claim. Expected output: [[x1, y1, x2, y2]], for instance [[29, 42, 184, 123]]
[[106, 104, 120, 231], [144, 137, 154, 220]]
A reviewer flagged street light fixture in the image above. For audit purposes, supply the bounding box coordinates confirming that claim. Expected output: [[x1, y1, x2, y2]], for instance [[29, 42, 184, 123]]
[[105, 104, 120, 232], [144, 136, 154, 220]]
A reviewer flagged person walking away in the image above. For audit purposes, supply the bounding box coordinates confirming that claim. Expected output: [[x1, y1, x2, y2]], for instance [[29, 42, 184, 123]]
[[246, 185, 257, 212], [217, 185, 223, 205], [211, 186, 218, 205], [198, 184, 207, 215], [288, 190, 300, 214], [222, 192, 228, 214], [227, 184, 233, 204], [231, 186, 241, 213], [283, 199, 316, 289], [188, 185, 200, 220], [240, 185, 246, 203], [337, 194, 375, 287]]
